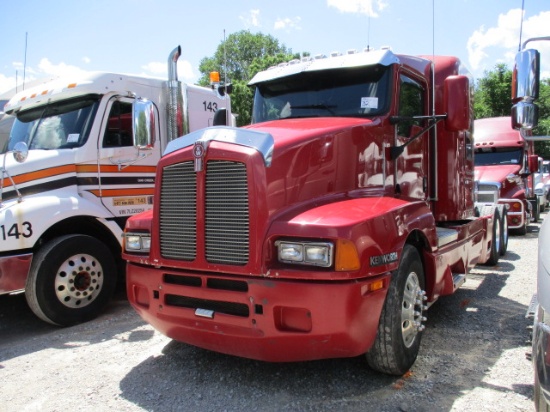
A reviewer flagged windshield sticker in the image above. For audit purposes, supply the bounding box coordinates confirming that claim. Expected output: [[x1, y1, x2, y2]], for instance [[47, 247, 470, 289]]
[[67, 133, 80, 143], [361, 97, 378, 109]]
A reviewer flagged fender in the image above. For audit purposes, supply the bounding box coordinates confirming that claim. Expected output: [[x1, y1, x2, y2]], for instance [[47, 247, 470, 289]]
[[267, 196, 436, 279], [0, 187, 119, 252]]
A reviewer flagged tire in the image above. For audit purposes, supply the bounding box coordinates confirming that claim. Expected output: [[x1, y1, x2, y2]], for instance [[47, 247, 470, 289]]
[[511, 219, 528, 236], [535, 367, 550, 412], [533, 200, 541, 223], [25, 234, 117, 326], [366, 245, 426, 375], [484, 207, 501, 266], [497, 205, 508, 256]]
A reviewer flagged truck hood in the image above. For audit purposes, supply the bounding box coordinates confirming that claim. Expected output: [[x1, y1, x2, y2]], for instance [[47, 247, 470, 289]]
[[474, 164, 521, 184], [162, 116, 382, 215], [244, 117, 377, 144]]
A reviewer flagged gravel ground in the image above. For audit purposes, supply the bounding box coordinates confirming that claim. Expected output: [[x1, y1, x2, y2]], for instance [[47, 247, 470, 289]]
[[0, 214, 543, 412]]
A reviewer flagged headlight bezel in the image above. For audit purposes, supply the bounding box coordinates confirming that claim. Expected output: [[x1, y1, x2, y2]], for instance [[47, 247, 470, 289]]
[[124, 232, 151, 253], [275, 240, 334, 268]]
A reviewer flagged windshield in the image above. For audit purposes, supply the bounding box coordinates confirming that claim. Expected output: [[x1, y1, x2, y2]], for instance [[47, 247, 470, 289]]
[[474, 147, 523, 166], [251, 64, 391, 123], [8, 95, 100, 151]]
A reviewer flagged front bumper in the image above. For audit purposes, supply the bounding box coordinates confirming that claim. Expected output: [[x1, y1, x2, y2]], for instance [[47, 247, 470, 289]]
[[498, 199, 528, 229], [127, 263, 390, 362]]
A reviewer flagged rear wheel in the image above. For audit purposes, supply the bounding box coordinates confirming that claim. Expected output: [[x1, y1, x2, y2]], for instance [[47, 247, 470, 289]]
[[497, 205, 508, 256], [366, 245, 426, 375], [25, 234, 117, 326]]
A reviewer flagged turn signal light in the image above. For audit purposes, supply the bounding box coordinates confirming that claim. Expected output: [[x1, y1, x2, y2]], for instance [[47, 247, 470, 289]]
[[335, 239, 360, 271]]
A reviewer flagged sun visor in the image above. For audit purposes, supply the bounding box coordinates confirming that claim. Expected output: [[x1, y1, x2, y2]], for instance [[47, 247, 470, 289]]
[[248, 49, 400, 86]]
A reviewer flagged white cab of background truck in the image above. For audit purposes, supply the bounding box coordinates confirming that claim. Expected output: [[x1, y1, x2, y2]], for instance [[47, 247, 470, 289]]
[[0, 46, 233, 326]]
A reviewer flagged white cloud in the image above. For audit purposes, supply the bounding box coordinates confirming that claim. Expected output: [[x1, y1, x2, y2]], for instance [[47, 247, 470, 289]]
[[141, 61, 166, 75], [0, 73, 16, 95], [82, 56, 91, 64], [177, 60, 195, 81], [37, 58, 88, 77], [327, 0, 387, 17], [467, 9, 550, 79], [240, 9, 261, 28], [274, 16, 302, 31], [141, 59, 195, 82]]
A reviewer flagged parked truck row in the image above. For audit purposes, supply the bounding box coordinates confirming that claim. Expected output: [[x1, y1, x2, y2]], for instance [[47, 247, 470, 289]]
[[2, 39, 546, 379]]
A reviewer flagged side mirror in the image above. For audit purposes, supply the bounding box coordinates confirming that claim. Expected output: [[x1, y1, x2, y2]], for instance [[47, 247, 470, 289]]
[[512, 49, 540, 102], [12, 141, 28, 163], [444, 75, 470, 132], [529, 155, 540, 174], [133, 99, 156, 149], [512, 49, 540, 131], [213, 108, 228, 126]]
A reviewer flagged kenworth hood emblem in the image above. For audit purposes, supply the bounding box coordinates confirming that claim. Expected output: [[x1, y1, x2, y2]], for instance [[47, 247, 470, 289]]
[[193, 140, 207, 172]]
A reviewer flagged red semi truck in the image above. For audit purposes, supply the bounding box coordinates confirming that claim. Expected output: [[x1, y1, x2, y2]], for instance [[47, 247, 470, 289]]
[[474, 116, 541, 236], [122, 48, 503, 375]]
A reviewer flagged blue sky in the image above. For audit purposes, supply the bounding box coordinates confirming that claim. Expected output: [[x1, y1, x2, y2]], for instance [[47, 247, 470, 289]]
[[1, 0, 549, 96]]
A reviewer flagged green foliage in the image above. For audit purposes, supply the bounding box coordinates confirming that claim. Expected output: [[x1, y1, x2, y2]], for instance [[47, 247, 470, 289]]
[[197, 30, 301, 126], [473, 63, 512, 119]]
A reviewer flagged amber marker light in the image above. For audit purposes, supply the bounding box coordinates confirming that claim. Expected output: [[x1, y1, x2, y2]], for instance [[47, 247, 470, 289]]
[[335, 239, 361, 271], [368, 279, 385, 292], [210, 71, 220, 84]]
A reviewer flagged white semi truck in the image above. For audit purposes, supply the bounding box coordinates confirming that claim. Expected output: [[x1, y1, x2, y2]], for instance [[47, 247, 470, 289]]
[[0, 46, 233, 325]]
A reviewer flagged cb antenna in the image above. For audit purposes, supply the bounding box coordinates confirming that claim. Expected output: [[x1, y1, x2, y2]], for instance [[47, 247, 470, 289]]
[[23, 32, 28, 91], [367, 14, 371, 51], [223, 29, 227, 87]]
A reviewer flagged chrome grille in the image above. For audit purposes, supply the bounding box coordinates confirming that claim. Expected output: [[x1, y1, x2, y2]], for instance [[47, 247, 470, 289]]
[[159, 160, 250, 265], [475, 183, 499, 204], [205, 161, 249, 265], [159, 161, 197, 260]]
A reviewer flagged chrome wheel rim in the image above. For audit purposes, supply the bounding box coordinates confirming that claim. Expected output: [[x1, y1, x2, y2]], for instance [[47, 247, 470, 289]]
[[54, 253, 103, 308]]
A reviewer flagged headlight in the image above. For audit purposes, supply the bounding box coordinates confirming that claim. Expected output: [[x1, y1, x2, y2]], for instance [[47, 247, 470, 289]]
[[125, 232, 151, 253], [276, 240, 333, 267]]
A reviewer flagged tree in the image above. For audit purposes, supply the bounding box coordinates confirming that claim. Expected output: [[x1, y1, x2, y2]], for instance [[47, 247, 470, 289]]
[[197, 31, 300, 126], [473, 63, 512, 119], [534, 79, 550, 158]]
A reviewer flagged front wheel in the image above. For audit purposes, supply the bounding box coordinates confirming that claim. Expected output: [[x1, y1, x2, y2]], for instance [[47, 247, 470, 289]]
[[483, 206, 501, 266], [25, 234, 118, 326], [366, 245, 426, 375]]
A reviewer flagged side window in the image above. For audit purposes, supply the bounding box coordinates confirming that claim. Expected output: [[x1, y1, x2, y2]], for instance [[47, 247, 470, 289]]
[[398, 75, 424, 137], [102, 100, 133, 148]]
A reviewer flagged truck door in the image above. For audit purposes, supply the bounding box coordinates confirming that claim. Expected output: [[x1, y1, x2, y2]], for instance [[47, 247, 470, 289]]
[[97, 97, 161, 219], [395, 74, 427, 200]]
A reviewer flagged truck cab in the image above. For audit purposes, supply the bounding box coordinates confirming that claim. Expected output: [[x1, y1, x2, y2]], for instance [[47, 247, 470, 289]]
[[123, 48, 500, 375], [474, 116, 539, 234]]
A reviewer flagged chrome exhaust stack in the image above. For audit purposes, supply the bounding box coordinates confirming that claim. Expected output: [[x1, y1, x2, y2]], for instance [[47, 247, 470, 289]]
[[166, 46, 187, 142]]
